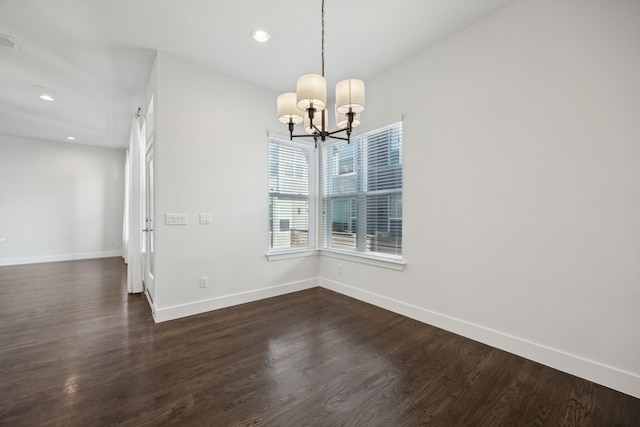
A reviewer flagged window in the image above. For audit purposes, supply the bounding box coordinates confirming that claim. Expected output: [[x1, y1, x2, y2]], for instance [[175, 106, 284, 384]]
[[268, 137, 316, 250], [322, 122, 403, 256]]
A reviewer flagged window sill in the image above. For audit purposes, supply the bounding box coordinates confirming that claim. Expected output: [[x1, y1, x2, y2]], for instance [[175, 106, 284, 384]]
[[265, 248, 406, 271], [265, 249, 320, 261], [320, 249, 406, 271]]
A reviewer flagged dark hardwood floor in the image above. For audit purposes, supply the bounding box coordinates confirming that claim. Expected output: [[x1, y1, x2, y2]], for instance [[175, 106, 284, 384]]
[[1, 258, 638, 426]]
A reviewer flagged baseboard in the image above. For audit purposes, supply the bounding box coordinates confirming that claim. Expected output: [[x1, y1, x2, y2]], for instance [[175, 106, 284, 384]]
[[153, 278, 319, 323], [0, 250, 124, 266], [144, 287, 156, 316], [320, 277, 640, 399]]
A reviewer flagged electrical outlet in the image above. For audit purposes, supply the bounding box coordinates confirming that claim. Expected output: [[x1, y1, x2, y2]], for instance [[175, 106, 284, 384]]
[[200, 276, 208, 288], [338, 264, 343, 273]]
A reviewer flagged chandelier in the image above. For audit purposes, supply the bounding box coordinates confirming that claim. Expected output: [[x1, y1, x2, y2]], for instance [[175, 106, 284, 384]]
[[276, 0, 365, 147]]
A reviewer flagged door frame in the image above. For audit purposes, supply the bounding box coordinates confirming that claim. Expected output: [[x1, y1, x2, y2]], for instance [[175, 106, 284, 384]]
[[143, 135, 155, 305]]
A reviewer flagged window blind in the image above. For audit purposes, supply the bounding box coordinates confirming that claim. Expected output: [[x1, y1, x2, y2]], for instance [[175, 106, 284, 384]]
[[322, 122, 403, 256], [268, 138, 316, 250]]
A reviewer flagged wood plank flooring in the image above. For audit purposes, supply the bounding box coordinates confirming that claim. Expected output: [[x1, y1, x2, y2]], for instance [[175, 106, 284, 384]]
[[1, 258, 638, 426]]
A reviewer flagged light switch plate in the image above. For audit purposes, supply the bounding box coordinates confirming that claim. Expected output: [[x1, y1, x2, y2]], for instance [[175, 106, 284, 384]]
[[199, 213, 212, 224], [165, 213, 188, 225]]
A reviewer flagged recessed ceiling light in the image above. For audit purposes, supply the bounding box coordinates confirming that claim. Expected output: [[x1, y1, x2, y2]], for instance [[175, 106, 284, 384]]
[[67, 136, 76, 141], [33, 85, 55, 101], [251, 29, 270, 43]]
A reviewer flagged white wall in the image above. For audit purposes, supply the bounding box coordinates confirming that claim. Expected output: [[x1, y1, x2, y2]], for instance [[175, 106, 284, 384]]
[[151, 52, 318, 321], [0, 135, 125, 265], [141, 0, 639, 397], [321, 0, 640, 398]]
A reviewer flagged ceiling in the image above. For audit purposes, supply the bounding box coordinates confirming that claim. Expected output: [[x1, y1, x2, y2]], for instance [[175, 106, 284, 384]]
[[0, 0, 515, 149]]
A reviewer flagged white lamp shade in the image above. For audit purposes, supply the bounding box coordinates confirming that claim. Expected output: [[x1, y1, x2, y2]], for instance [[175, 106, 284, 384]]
[[304, 109, 328, 134], [336, 111, 361, 129], [277, 92, 303, 124], [335, 79, 365, 114], [296, 74, 327, 111]]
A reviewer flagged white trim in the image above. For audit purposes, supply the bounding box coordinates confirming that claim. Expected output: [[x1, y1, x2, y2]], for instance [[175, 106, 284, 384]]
[[320, 277, 640, 399], [264, 248, 405, 270], [0, 251, 123, 267], [153, 278, 319, 323], [144, 287, 156, 313], [266, 249, 320, 261], [320, 249, 406, 271], [126, 114, 143, 294], [268, 135, 317, 255]]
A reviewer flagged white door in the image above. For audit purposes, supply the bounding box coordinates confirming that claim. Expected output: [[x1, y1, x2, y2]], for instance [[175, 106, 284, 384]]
[[144, 141, 155, 302]]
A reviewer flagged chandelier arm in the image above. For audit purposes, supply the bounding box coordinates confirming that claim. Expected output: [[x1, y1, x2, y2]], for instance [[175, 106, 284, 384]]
[[288, 130, 349, 139], [287, 122, 295, 140], [328, 135, 350, 141], [325, 128, 348, 137], [277, 0, 361, 148]]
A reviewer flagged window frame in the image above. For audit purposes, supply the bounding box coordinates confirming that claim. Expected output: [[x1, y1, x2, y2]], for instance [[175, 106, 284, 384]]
[[266, 123, 406, 270], [267, 136, 317, 255], [321, 122, 403, 260]]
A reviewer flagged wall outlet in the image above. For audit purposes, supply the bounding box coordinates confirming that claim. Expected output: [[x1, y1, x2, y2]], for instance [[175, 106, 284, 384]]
[[199, 276, 208, 288], [338, 264, 343, 273]]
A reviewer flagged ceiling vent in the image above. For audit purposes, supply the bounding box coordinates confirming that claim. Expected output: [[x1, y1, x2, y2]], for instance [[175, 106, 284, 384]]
[[0, 34, 18, 50]]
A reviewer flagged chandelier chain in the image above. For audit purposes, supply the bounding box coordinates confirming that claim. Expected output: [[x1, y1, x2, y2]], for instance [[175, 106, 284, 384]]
[[321, 0, 325, 77], [277, 0, 363, 145]]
